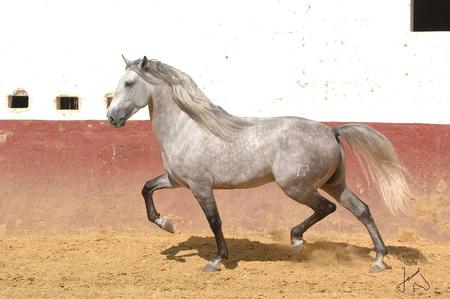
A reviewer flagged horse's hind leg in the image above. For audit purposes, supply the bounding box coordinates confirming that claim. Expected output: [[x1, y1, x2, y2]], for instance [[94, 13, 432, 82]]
[[321, 158, 388, 272], [141, 173, 178, 233], [284, 190, 337, 251]]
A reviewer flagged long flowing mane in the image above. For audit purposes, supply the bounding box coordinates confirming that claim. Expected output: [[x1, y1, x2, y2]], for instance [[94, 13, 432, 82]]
[[129, 59, 252, 140]]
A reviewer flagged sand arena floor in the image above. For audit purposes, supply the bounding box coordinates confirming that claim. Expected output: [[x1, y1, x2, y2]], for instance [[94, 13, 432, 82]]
[[0, 230, 449, 298]]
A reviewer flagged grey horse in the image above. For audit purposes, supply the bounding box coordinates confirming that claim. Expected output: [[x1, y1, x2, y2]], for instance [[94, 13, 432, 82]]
[[107, 56, 410, 273]]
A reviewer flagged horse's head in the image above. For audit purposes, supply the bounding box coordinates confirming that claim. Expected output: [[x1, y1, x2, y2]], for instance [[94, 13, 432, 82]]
[[107, 55, 155, 128]]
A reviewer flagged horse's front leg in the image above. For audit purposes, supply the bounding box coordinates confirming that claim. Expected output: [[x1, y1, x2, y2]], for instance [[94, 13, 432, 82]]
[[141, 173, 177, 233], [191, 186, 228, 272]]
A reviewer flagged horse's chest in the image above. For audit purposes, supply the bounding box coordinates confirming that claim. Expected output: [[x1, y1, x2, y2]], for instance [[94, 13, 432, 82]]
[[161, 149, 200, 182]]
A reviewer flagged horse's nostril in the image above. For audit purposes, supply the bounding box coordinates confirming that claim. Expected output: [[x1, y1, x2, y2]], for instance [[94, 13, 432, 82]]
[[109, 116, 114, 123]]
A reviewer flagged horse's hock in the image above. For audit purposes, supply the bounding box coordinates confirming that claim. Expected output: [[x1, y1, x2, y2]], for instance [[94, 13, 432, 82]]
[[0, 120, 448, 242]]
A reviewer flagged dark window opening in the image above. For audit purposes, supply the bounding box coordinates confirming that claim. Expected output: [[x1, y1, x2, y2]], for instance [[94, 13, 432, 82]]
[[106, 96, 113, 108], [413, 0, 450, 31], [8, 95, 29, 108], [57, 96, 79, 110]]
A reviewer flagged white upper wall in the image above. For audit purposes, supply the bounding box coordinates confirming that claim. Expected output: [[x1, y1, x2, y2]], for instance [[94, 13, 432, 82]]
[[0, 0, 449, 123]]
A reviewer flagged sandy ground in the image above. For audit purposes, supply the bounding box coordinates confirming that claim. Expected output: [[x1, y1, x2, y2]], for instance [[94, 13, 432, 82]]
[[0, 230, 448, 298]]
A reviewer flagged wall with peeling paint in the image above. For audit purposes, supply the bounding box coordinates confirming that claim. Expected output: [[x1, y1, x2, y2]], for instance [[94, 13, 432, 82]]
[[0, 0, 449, 123], [0, 121, 449, 240]]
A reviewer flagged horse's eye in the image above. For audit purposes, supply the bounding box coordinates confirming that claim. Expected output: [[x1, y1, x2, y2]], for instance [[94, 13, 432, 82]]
[[124, 81, 134, 87]]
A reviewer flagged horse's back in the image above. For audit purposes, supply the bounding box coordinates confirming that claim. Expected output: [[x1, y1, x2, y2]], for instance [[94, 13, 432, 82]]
[[245, 116, 336, 148]]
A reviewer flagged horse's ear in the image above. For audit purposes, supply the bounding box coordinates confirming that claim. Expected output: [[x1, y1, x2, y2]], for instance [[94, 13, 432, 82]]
[[140, 56, 148, 68], [122, 54, 132, 67]]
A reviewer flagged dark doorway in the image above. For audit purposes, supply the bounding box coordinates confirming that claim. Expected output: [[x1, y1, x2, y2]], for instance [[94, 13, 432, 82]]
[[413, 0, 450, 31]]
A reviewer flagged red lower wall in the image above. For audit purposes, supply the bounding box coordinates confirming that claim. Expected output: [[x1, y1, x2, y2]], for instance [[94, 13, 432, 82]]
[[0, 120, 449, 241]]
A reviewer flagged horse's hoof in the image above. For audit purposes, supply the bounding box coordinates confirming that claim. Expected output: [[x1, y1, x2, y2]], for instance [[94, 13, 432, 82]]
[[203, 257, 222, 272], [203, 262, 221, 272], [291, 238, 305, 252], [369, 263, 386, 273], [155, 217, 174, 233], [160, 217, 174, 233]]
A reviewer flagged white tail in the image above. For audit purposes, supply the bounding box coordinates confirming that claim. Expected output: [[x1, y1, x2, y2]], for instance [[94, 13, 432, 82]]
[[334, 124, 411, 214]]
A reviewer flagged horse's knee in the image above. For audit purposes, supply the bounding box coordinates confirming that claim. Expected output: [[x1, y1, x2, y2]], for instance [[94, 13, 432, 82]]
[[141, 181, 156, 197], [206, 215, 222, 231], [317, 200, 336, 215], [141, 185, 149, 197]]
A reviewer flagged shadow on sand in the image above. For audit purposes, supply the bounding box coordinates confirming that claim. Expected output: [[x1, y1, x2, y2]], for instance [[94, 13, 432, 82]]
[[160, 236, 426, 270]]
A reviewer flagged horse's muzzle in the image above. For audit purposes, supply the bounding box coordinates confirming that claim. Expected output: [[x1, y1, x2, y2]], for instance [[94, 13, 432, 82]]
[[108, 115, 126, 128]]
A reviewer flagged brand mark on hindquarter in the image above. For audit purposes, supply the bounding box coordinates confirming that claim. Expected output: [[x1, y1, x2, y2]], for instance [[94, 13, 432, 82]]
[[296, 164, 310, 177]]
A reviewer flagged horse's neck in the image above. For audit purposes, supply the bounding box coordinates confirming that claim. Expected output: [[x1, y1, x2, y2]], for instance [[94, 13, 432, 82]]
[[150, 87, 196, 147]]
